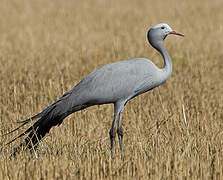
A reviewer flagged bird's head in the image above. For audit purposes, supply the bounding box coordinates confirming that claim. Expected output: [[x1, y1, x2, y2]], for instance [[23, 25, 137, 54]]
[[147, 23, 184, 51]]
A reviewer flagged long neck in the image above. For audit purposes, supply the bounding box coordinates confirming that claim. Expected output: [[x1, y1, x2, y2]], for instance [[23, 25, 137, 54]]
[[155, 42, 173, 82]]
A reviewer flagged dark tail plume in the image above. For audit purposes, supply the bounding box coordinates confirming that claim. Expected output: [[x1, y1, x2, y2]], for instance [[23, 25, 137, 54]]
[[2, 89, 90, 156], [3, 104, 69, 156]]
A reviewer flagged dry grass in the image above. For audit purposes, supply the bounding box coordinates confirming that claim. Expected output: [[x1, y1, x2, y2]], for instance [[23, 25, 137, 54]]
[[0, 0, 223, 179]]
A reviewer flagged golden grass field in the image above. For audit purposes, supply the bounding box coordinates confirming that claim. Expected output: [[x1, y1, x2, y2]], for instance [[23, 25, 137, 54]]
[[0, 0, 223, 179]]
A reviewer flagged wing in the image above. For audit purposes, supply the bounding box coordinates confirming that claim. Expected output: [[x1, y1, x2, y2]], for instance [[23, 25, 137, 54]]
[[134, 73, 156, 94], [72, 58, 160, 102]]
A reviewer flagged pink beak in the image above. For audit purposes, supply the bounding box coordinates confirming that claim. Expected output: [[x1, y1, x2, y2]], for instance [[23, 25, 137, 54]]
[[169, 30, 184, 37]]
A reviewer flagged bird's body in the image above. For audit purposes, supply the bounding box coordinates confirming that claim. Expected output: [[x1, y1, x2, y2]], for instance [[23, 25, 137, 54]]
[[1, 23, 184, 155], [69, 58, 163, 106]]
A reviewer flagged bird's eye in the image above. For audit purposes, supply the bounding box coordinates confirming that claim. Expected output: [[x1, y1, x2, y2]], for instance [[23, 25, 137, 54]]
[[161, 26, 165, 29]]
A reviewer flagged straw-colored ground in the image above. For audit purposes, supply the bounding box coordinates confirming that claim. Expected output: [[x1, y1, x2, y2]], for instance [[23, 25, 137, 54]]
[[0, 0, 222, 179]]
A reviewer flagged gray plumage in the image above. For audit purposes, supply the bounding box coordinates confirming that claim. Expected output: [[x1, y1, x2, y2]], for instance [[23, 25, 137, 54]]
[[1, 23, 184, 154]]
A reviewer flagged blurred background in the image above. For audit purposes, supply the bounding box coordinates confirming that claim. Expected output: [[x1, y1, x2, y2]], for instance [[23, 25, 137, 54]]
[[0, 0, 222, 179]]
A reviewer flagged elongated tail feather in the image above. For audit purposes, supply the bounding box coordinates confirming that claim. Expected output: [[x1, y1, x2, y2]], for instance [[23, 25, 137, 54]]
[[5, 104, 70, 156], [0, 113, 42, 137], [16, 112, 42, 124], [3, 89, 90, 156], [0, 121, 29, 137]]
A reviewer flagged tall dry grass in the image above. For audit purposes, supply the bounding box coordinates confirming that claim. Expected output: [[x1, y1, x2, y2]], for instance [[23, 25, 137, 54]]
[[0, 0, 223, 179]]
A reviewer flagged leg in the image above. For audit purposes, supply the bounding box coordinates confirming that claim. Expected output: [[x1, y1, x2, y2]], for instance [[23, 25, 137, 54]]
[[109, 113, 118, 152], [109, 102, 126, 153], [117, 111, 124, 152]]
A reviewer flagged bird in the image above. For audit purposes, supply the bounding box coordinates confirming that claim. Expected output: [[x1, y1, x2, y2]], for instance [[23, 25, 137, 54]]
[[1, 23, 184, 155]]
